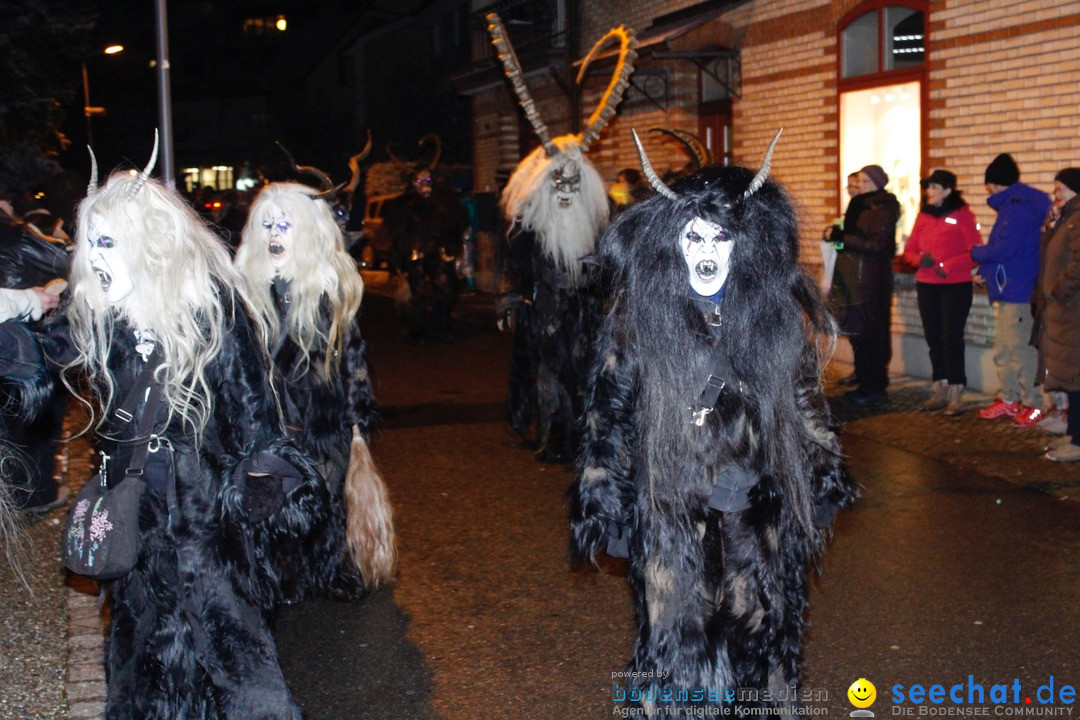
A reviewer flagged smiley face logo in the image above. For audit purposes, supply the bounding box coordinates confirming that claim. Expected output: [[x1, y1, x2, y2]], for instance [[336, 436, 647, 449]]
[[848, 678, 877, 708]]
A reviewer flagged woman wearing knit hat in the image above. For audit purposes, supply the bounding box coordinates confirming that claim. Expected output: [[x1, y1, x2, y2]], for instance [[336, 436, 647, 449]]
[[1038, 168, 1080, 461], [903, 168, 981, 415], [828, 164, 901, 405]]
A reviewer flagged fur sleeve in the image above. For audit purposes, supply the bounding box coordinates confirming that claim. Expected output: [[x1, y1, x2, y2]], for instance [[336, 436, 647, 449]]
[[794, 366, 858, 536], [342, 318, 378, 438], [570, 307, 638, 560], [210, 297, 281, 457]]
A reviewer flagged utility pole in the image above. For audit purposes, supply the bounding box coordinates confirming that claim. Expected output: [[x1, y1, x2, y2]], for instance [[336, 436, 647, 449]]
[[155, 0, 175, 187]]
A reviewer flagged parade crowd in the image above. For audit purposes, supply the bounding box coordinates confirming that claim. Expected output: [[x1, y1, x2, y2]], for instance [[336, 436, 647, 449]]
[[0, 17, 1076, 714]]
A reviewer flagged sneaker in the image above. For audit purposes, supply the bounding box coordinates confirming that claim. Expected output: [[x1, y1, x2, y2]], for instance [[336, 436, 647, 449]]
[[942, 384, 966, 416], [921, 380, 949, 412], [1046, 442, 1080, 462], [1010, 406, 1044, 428], [1038, 407, 1068, 435], [1043, 436, 1072, 452], [977, 398, 1020, 420], [22, 485, 71, 516]]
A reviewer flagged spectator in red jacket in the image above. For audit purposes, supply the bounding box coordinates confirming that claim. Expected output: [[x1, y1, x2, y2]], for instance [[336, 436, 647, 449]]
[[903, 169, 981, 415]]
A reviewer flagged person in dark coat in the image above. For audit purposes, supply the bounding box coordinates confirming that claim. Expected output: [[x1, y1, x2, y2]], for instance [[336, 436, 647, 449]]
[[1039, 168, 1080, 461], [0, 202, 71, 513], [571, 132, 855, 714], [61, 141, 325, 719], [236, 181, 396, 598], [828, 164, 900, 405]]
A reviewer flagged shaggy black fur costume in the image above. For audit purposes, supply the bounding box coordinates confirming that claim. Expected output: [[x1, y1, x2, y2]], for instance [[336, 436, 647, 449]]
[[266, 282, 378, 601], [76, 296, 325, 719], [571, 165, 856, 713], [382, 184, 468, 343], [502, 227, 600, 463]]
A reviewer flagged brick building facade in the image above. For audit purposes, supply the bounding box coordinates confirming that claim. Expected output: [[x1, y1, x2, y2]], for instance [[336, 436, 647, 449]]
[[463, 0, 1080, 391]]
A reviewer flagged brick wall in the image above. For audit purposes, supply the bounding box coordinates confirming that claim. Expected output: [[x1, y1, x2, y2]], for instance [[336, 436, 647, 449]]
[[926, 1, 1080, 233], [467, 0, 1078, 383]]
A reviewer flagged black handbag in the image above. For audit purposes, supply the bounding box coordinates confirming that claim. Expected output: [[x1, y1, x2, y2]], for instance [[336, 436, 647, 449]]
[[62, 356, 162, 580]]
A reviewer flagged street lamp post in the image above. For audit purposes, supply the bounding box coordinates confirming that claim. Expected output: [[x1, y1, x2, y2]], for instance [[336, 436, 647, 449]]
[[81, 45, 123, 147]]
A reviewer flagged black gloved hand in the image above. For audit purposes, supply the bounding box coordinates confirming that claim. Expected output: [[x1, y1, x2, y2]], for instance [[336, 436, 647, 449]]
[[919, 253, 936, 269], [934, 264, 947, 279], [242, 474, 284, 523], [233, 450, 303, 522]]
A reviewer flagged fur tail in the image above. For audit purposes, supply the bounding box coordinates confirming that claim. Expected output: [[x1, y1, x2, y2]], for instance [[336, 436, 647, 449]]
[[344, 425, 397, 587]]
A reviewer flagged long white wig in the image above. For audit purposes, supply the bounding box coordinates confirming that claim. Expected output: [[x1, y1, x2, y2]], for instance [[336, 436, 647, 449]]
[[500, 135, 609, 287], [235, 182, 363, 378], [66, 171, 255, 437]]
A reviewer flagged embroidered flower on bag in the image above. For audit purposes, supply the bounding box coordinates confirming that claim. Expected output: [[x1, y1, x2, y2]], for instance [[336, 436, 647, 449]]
[[89, 510, 114, 543], [72, 499, 90, 525]]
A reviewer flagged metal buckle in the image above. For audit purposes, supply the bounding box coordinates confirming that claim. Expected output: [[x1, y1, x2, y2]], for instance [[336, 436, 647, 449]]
[[115, 408, 134, 423], [147, 434, 170, 453], [691, 406, 712, 426], [704, 303, 722, 326]]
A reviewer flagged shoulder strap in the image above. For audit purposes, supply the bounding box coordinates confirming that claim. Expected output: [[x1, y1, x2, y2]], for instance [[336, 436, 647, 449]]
[[111, 347, 164, 478]]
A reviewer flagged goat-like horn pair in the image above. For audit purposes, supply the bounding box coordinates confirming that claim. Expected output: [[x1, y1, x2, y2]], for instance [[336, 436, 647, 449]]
[[488, 13, 636, 157], [632, 127, 783, 202], [87, 130, 158, 198]]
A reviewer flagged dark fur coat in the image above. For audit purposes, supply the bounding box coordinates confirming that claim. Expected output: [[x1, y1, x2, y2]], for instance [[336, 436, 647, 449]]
[[503, 227, 600, 463], [571, 167, 856, 711], [82, 296, 323, 719], [266, 282, 378, 601]]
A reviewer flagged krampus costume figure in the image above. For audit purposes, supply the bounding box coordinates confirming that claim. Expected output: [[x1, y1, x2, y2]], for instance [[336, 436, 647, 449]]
[[489, 13, 636, 462], [275, 134, 372, 246], [382, 134, 469, 343], [571, 131, 856, 714], [236, 181, 396, 599], [64, 136, 323, 719]]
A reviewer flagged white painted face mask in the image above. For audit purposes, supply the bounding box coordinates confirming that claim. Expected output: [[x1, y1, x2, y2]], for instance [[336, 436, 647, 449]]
[[261, 202, 293, 271], [680, 216, 731, 297], [87, 214, 134, 304]]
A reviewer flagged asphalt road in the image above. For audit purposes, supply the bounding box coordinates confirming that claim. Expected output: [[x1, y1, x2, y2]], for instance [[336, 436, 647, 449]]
[[274, 280, 1079, 719]]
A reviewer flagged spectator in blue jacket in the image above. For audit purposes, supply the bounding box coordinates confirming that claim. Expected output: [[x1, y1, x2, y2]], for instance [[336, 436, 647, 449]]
[[972, 153, 1051, 425]]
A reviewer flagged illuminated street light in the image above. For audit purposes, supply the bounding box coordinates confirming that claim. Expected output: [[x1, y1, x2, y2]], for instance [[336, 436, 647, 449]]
[[82, 45, 124, 147]]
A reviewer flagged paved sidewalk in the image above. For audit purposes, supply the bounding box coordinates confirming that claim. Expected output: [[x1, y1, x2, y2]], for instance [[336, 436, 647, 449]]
[[824, 362, 1080, 502], [4, 322, 1077, 720]]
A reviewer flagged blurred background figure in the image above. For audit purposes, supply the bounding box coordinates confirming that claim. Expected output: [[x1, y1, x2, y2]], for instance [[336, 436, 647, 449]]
[[1037, 168, 1080, 461], [828, 164, 900, 406]]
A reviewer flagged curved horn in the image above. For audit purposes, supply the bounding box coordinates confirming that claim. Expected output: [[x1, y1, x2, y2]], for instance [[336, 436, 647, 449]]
[[276, 140, 334, 190], [631, 129, 677, 201], [649, 128, 709, 172], [315, 181, 348, 202], [577, 25, 638, 152], [487, 13, 558, 157], [385, 142, 408, 168], [742, 127, 783, 200], [418, 133, 442, 171], [344, 130, 373, 195], [125, 129, 159, 200], [87, 146, 99, 195]]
